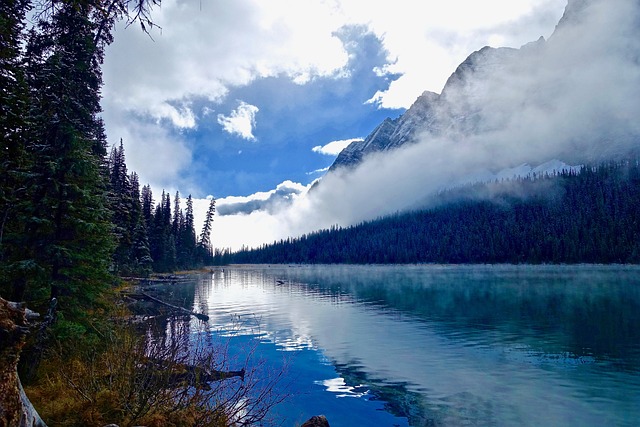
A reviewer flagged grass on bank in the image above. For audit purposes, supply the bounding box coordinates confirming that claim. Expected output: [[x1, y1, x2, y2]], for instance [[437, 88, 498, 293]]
[[23, 285, 287, 427]]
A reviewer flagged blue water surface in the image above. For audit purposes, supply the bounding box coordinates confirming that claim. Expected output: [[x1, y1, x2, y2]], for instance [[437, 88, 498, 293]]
[[175, 264, 640, 426]]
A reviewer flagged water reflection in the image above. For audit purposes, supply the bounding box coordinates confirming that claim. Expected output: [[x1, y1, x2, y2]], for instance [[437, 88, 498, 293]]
[[316, 377, 370, 398], [186, 265, 640, 426], [260, 265, 640, 364]]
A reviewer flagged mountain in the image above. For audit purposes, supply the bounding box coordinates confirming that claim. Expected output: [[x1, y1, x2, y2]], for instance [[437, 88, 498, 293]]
[[329, 91, 440, 170], [329, 0, 639, 174], [328, 45, 525, 171]]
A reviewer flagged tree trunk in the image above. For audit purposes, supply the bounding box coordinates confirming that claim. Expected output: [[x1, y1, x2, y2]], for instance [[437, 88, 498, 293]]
[[0, 298, 47, 427]]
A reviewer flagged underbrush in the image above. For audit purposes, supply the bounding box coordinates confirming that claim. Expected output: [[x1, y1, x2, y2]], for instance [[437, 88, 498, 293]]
[[24, 296, 287, 426]]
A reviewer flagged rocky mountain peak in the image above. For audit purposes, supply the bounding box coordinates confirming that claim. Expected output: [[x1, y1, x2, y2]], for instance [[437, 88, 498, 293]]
[[328, 0, 638, 174], [554, 0, 595, 31]]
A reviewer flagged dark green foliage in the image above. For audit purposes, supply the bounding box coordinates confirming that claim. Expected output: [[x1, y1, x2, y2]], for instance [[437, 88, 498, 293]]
[[219, 159, 640, 265], [18, 3, 115, 314], [0, 0, 184, 317], [133, 181, 210, 272], [107, 141, 153, 276], [0, 0, 34, 301], [196, 197, 216, 265], [177, 195, 197, 267], [149, 191, 176, 272]]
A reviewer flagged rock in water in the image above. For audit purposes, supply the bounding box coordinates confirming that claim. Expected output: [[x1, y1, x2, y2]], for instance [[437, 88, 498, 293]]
[[301, 415, 330, 427]]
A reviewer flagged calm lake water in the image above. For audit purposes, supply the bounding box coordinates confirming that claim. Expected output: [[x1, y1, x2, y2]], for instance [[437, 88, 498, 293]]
[[172, 264, 640, 426]]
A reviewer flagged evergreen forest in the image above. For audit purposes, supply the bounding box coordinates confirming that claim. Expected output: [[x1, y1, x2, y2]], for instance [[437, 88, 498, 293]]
[[216, 159, 640, 265], [0, 0, 216, 323]]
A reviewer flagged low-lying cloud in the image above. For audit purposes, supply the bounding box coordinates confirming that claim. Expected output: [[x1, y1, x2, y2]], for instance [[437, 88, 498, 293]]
[[206, 0, 640, 251], [217, 181, 306, 216]]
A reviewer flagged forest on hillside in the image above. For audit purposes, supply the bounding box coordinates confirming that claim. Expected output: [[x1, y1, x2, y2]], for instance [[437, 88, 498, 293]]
[[216, 158, 640, 265]]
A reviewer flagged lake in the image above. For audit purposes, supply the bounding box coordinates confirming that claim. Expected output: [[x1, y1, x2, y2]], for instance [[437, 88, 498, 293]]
[[168, 264, 640, 426]]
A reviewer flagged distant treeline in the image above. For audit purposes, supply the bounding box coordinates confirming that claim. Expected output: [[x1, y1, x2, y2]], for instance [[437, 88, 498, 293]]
[[216, 159, 640, 265]]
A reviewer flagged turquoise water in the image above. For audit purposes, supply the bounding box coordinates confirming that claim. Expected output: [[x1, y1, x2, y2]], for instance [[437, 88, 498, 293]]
[[182, 265, 640, 426]]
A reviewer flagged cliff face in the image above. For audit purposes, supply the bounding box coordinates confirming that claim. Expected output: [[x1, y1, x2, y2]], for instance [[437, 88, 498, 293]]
[[329, 91, 440, 171]]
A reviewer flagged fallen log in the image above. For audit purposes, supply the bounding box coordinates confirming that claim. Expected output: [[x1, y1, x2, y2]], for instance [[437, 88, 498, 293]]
[[0, 297, 47, 427], [142, 358, 245, 390], [121, 275, 194, 284], [123, 292, 209, 321], [140, 292, 209, 321]]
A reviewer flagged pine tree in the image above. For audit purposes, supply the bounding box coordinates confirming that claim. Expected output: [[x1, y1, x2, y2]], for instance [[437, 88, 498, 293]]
[[197, 197, 216, 265], [0, 0, 33, 300], [178, 194, 197, 268], [20, 3, 114, 314], [141, 184, 153, 227], [126, 172, 152, 275], [172, 191, 181, 237], [108, 140, 134, 274]]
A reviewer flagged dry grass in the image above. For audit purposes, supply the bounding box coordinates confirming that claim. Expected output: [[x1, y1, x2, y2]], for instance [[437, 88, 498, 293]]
[[25, 308, 288, 426]]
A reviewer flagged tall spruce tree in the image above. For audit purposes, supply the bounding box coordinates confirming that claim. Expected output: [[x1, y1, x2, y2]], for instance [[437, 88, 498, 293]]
[[128, 172, 151, 275], [20, 3, 114, 314], [177, 195, 197, 268], [0, 0, 33, 300], [197, 197, 216, 265], [141, 184, 153, 227], [108, 140, 133, 274]]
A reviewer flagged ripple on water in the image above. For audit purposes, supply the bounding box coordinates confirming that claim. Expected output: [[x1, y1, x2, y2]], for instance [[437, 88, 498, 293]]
[[188, 265, 640, 427]]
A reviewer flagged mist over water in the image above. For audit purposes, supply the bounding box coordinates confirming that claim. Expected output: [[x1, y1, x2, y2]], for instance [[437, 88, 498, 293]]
[[182, 264, 640, 426]]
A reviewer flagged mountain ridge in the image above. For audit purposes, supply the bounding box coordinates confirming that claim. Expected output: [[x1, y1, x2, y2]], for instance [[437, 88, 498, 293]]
[[328, 0, 633, 175]]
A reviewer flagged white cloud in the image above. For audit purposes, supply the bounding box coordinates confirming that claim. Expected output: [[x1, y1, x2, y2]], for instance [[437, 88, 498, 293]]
[[312, 138, 362, 155], [194, 181, 309, 249], [217, 101, 260, 141], [206, 0, 640, 251], [102, 0, 566, 189], [342, 0, 567, 108], [216, 180, 306, 216], [101, 107, 194, 192], [103, 0, 349, 128]]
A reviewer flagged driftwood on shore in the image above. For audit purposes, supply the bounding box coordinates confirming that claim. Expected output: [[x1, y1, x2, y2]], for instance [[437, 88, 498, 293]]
[[122, 291, 209, 321], [0, 297, 47, 427]]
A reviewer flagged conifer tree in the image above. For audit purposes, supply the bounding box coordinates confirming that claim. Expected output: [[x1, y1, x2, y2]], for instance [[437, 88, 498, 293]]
[[197, 197, 216, 265], [172, 191, 181, 237], [141, 184, 153, 227], [127, 172, 152, 275], [177, 195, 197, 268], [0, 0, 33, 300], [108, 140, 134, 274], [19, 2, 114, 314]]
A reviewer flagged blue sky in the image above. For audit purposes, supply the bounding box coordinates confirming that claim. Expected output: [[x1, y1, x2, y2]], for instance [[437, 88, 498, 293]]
[[182, 27, 404, 197]]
